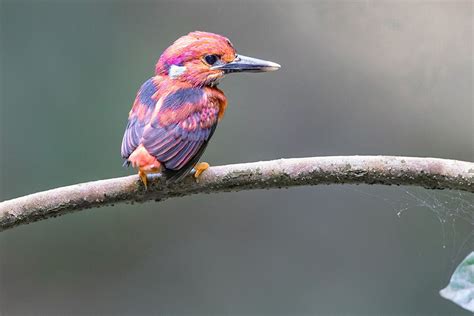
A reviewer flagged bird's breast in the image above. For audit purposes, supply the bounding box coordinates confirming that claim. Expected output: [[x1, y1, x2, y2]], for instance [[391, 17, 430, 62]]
[[204, 87, 227, 121]]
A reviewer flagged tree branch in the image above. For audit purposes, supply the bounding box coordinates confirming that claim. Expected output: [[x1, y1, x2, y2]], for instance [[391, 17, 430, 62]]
[[1, 155, 473, 232]]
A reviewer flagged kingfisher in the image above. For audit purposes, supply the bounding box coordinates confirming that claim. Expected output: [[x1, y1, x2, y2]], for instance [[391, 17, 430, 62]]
[[121, 31, 280, 187]]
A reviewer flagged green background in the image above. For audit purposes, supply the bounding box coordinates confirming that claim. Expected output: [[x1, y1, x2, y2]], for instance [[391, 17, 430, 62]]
[[1, 1, 473, 315]]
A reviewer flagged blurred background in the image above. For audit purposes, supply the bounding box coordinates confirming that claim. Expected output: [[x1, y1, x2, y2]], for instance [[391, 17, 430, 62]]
[[1, 1, 473, 315]]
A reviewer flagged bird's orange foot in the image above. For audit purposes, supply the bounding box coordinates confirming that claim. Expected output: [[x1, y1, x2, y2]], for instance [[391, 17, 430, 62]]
[[194, 162, 210, 179], [138, 170, 148, 189]]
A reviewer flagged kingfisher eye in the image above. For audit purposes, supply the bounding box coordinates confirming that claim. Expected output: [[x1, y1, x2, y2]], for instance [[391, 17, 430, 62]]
[[204, 54, 219, 65]]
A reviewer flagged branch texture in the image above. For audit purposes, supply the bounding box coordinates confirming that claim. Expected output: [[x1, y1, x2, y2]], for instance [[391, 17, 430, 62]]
[[1, 156, 473, 231]]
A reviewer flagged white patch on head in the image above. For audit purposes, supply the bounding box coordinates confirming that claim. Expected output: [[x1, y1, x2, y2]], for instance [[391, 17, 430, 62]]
[[169, 65, 187, 79]]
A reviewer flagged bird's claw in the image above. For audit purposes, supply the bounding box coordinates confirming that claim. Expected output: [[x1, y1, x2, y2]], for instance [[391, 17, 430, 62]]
[[138, 170, 148, 189], [194, 162, 210, 179]]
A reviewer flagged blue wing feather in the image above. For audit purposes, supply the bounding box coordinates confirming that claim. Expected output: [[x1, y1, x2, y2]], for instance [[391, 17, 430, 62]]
[[122, 82, 219, 180], [121, 78, 159, 159], [142, 88, 219, 178]]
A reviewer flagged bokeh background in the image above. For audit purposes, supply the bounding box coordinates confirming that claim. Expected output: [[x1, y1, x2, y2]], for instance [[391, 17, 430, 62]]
[[1, 1, 473, 315]]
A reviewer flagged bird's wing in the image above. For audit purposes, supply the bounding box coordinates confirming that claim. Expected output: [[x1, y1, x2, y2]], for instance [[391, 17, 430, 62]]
[[121, 78, 160, 160], [142, 87, 219, 180]]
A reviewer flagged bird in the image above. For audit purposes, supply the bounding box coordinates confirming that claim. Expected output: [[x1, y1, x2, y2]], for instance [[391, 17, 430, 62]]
[[121, 31, 280, 188]]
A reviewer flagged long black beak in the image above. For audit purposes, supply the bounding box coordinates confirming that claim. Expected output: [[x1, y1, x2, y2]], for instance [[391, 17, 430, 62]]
[[212, 54, 281, 73]]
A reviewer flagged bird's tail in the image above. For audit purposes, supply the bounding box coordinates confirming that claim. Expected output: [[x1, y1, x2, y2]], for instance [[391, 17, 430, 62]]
[[161, 166, 193, 182]]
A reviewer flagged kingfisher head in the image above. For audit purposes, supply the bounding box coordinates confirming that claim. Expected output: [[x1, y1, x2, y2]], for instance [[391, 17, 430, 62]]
[[155, 31, 280, 87]]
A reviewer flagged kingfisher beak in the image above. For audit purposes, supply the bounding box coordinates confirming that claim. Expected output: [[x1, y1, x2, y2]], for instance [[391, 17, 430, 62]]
[[212, 54, 281, 73]]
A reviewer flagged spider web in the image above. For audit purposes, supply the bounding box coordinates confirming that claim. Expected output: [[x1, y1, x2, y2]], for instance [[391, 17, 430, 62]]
[[347, 185, 474, 266]]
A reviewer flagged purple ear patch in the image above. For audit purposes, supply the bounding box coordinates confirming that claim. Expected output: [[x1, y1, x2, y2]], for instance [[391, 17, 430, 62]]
[[162, 55, 185, 74]]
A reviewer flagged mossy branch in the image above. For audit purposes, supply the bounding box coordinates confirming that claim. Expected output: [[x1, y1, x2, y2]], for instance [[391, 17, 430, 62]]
[[1, 155, 473, 232]]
